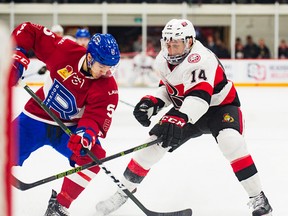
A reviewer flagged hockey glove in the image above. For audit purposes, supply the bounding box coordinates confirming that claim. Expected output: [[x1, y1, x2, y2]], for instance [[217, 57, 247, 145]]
[[11, 47, 30, 86], [133, 95, 165, 127], [149, 109, 188, 152], [68, 127, 97, 156]]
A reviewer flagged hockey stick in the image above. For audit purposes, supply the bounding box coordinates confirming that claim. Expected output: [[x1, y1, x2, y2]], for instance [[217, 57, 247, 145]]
[[21, 65, 47, 79], [12, 137, 160, 191], [20, 84, 192, 216], [86, 148, 192, 216], [119, 99, 135, 108]]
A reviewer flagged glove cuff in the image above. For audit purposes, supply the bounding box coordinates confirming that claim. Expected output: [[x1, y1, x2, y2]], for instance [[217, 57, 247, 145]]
[[162, 109, 189, 128], [15, 47, 27, 55], [141, 95, 165, 115], [161, 115, 187, 128], [142, 95, 158, 104], [75, 127, 97, 148], [13, 47, 30, 69]]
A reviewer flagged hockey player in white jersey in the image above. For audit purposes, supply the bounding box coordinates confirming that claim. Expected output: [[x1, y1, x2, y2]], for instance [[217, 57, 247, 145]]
[[95, 19, 273, 216]]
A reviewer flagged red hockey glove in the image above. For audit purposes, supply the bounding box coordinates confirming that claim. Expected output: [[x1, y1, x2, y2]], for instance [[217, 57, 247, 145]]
[[11, 47, 30, 86], [133, 95, 165, 127], [149, 108, 188, 152], [68, 127, 97, 156]]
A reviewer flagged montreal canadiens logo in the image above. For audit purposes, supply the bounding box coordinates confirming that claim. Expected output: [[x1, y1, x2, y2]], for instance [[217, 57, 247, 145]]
[[188, 53, 201, 63]]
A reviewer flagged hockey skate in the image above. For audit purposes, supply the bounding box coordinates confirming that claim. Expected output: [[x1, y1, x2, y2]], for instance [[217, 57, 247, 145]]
[[248, 191, 273, 216], [95, 190, 128, 216], [44, 189, 69, 216]]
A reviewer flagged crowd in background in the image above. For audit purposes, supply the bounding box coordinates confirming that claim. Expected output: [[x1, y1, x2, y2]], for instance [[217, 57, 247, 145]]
[[222, 35, 287, 59], [130, 32, 288, 59], [0, 0, 287, 4], [27, 23, 288, 60], [109, 25, 288, 59], [22, 23, 288, 88]]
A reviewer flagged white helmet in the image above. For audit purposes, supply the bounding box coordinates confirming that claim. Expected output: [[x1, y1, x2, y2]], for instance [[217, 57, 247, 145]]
[[161, 19, 196, 65]]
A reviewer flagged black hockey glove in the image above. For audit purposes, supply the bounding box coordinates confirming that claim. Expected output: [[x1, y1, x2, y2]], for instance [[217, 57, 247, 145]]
[[133, 95, 165, 127], [149, 109, 188, 152]]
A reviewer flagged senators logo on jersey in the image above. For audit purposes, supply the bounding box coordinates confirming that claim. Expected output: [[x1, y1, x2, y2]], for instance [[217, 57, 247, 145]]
[[222, 113, 235, 123], [165, 82, 184, 109]]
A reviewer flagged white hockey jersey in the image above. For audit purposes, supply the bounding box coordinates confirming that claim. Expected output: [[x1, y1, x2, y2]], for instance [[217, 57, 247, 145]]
[[154, 40, 240, 124]]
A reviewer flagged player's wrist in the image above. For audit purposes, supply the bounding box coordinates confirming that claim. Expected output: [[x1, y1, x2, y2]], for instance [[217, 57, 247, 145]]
[[13, 47, 30, 69], [140, 95, 165, 115]]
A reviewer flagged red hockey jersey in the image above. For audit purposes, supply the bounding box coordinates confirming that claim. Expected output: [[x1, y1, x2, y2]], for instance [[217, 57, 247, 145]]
[[12, 22, 118, 138]]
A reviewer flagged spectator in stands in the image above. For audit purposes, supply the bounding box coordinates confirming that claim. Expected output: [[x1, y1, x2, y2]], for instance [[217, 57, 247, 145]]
[[133, 35, 142, 52], [257, 38, 270, 59], [235, 37, 244, 59], [195, 27, 205, 44], [146, 40, 157, 57], [75, 28, 91, 48], [206, 35, 218, 54], [243, 35, 259, 59], [278, 39, 288, 59], [214, 38, 230, 59]]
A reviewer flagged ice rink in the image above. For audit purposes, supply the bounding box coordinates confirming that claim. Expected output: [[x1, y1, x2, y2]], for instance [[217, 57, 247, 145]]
[[12, 86, 288, 216]]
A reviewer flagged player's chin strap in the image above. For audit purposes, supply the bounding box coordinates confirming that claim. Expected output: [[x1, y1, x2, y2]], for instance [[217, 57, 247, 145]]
[[16, 82, 192, 216]]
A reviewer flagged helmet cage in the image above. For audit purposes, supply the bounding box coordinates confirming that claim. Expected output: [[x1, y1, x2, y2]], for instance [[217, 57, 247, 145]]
[[161, 37, 192, 65]]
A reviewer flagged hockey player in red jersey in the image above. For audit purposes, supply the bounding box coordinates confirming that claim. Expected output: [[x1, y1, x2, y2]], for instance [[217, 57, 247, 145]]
[[10, 22, 120, 216], [95, 19, 273, 216]]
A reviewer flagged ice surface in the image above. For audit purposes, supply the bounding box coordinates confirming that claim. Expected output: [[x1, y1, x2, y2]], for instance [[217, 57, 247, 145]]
[[12, 86, 288, 216]]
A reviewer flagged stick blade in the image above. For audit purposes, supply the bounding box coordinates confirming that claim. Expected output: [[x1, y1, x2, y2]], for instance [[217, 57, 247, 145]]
[[146, 208, 192, 216], [11, 174, 29, 191]]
